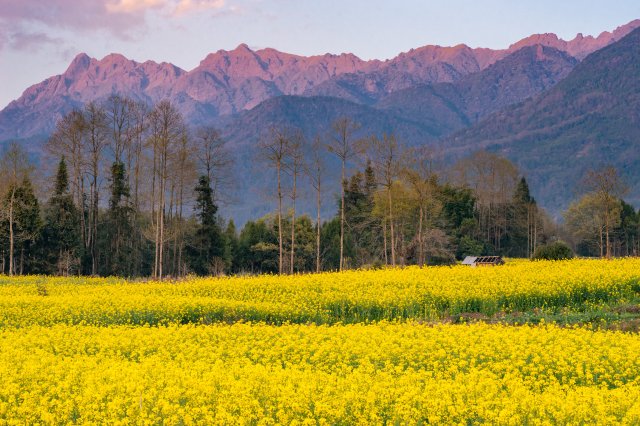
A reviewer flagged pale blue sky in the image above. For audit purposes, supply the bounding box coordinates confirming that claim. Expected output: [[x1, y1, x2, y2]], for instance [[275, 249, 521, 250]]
[[1, 0, 639, 108]]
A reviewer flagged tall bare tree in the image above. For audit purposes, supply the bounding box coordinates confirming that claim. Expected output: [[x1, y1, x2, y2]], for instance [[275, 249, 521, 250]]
[[194, 127, 234, 205], [582, 166, 628, 258], [105, 94, 134, 164], [287, 132, 304, 274], [306, 136, 324, 273], [125, 101, 149, 276], [402, 147, 441, 266], [327, 117, 359, 271], [259, 127, 291, 274], [170, 126, 195, 276], [0, 143, 33, 275], [452, 151, 518, 251], [83, 101, 108, 275], [362, 133, 402, 266], [47, 110, 87, 259], [148, 100, 184, 279], [564, 193, 614, 257], [128, 101, 148, 213]]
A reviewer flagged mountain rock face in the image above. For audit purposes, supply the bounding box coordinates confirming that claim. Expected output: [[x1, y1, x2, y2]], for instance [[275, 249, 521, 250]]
[[218, 43, 578, 146], [375, 45, 578, 138], [447, 26, 640, 213], [508, 19, 640, 60], [2, 19, 638, 142], [0, 54, 186, 141]]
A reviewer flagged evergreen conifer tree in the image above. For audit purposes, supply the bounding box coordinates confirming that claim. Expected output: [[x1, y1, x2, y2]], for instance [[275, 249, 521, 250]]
[[187, 175, 225, 275], [105, 161, 134, 276], [43, 157, 80, 275], [11, 177, 42, 274]]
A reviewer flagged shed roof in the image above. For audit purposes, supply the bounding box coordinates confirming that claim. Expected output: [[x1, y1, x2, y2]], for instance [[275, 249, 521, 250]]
[[474, 256, 504, 264]]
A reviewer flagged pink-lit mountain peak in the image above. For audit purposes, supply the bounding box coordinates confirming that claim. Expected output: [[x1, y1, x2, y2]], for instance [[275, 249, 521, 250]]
[[2, 19, 639, 141], [509, 19, 640, 59]]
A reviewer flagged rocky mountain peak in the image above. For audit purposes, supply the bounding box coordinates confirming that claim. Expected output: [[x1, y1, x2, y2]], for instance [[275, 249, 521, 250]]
[[64, 53, 92, 77]]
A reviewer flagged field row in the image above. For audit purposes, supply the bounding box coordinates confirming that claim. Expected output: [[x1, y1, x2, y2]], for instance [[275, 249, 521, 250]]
[[0, 259, 638, 326], [1, 322, 639, 424]]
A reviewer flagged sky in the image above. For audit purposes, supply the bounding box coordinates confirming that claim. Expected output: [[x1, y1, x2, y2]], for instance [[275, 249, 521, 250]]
[[1, 0, 639, 109]]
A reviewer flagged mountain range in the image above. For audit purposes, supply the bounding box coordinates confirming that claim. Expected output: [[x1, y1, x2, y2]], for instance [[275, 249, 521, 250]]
[[448, 25, 640, 211], [1, 19, 639, 221]]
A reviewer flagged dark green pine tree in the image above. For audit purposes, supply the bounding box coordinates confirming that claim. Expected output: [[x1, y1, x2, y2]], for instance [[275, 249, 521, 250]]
[[508, 177, 537, 257], [12, 177, 43, 274], [236, 219, 278, 274], [615, 200, 640, 256], [224, 219, 239, 273], [43, 157, 80, 275], [439, 185, 483, 259], [187, 175, 225, 275], [105, 161, 134, 276], [343, 168, 377, 265]]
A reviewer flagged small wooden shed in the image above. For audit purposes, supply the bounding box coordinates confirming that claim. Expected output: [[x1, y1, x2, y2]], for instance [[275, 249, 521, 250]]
[[461, 256, 504, 267]]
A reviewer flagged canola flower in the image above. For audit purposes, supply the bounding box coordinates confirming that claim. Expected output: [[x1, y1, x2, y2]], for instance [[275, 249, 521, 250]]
[[0, 258, 638, 326], [0, 322, 639, 425], [1, 259, 640, 424]]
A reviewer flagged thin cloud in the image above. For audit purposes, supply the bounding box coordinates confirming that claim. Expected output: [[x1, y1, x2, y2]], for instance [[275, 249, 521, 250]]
[[0, 0, 144, 36], [8, 31, 62, 51], [172, 0, 226, 16], [105, 0, 166, 14], [0, 0, 230, 46]]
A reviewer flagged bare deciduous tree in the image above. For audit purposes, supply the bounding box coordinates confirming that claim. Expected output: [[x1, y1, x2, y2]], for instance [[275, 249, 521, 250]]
[[148, 100, 184, 279], [47, 110, 87, 258], [452, 151, 518, 251], [402, 147, 441, 266], [0, 143, 33, 275], [287, 132, 304, 274], [259, 127, 292, 274], [83, 101, 109, 275], [306, 136, 324, 273], [361, 133, 402, 266], [582, 166, 628, 258], [327, 117, 360, 271], [194, 127, 234, 205]]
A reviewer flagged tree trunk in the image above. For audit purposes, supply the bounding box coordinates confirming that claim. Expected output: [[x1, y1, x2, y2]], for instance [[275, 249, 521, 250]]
[[340, 159, 345, 271], [382, 218, 388, 266], [290, 169, 297, 274], [277, 161, 283, 274], [91, 168, 98, 276], [158, 148, 167, 280], [169, 182, 176, 276], [8, 188, 14, 276], [387, 186, 396, 266], [152, 143, 158, 279], [177, 175, 184, 277], [418, 205, 424, 266], [75, 168, 87, 269], [316, 177, 321, 273], [604, 207, 612, 259]]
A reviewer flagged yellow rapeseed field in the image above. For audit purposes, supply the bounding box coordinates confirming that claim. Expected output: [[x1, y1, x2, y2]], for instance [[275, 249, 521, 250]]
[[1, 323, 639, 424], [1, 259, 639, 424], [0, 258, 638, 326]]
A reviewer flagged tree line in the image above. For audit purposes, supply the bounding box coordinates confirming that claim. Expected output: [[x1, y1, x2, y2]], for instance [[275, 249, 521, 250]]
[[0, 98, 638, 277]]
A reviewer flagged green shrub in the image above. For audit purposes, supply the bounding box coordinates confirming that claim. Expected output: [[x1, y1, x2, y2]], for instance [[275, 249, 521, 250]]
[[532, 241, 574, 260]]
